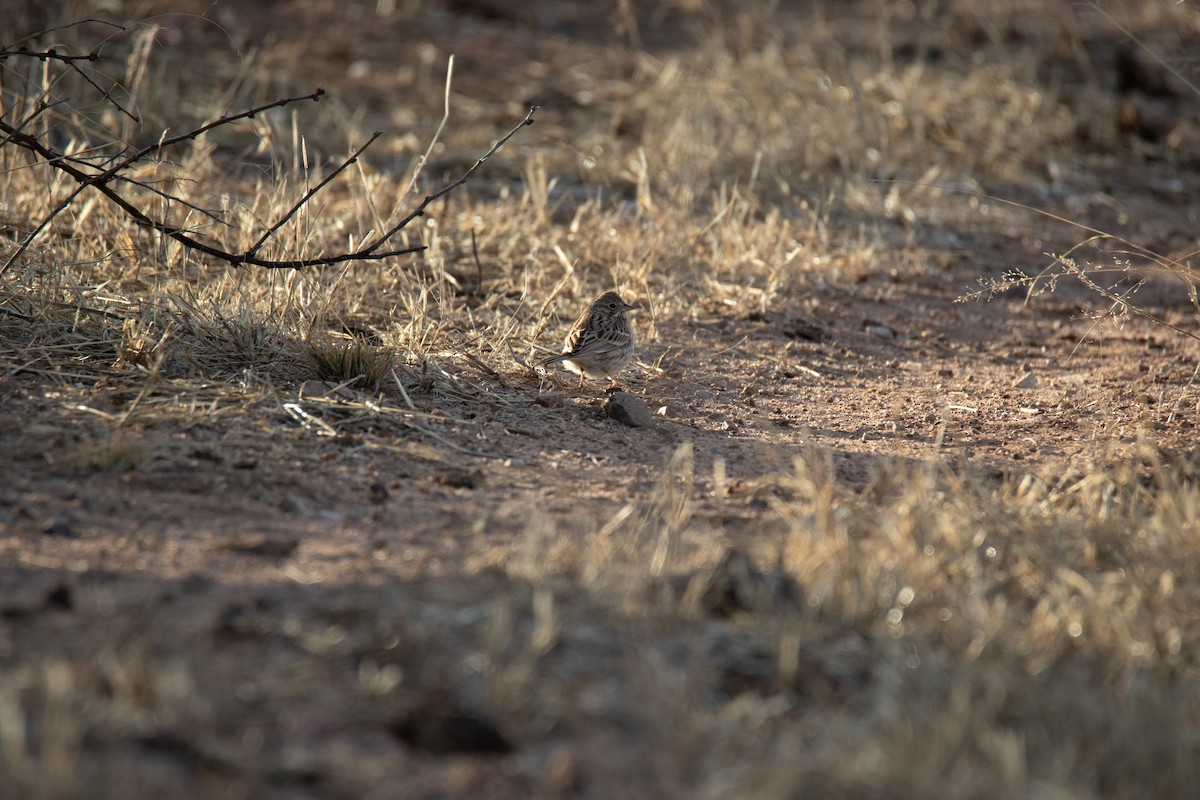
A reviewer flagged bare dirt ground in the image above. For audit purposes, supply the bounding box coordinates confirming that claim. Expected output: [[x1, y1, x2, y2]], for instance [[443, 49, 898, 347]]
[[2, 1, 1200, 798]]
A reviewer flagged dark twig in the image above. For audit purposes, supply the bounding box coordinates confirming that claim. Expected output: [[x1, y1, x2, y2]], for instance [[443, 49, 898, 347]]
[[1, 19, 125, 51], [0, 100, 62, 150], [0, 46, 101, 64], [104, 173, 231, 227], [246, 131, 383, 258], [1, 19, 138, 128], [0, 54, 537, 274], [360, 105, 539, 256], [2, 135, 224, 228], [0, 150, 93, 277], [132, 89, 327, 164], [63, 58, 140, 124], [0, 90, 328, 276], [0, 119, 425, 271]]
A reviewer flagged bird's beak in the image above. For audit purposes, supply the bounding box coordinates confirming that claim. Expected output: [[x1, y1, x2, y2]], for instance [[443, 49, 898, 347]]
[[624, 301, 637, 311]]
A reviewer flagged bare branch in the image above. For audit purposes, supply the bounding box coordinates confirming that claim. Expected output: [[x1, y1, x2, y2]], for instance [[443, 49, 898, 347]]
[[130, 89, 326, 164], [104, 173, 230, 228], [0, 140, 94, 276], [360, 105, 539, 256], [0, 90, 328, 275], [2, 19, 125, 51], [246, 131, 384, 258], [63, 58, 140, 124], [0, 46, 101, 64], [0, 19, 139, 128], [0, 100, 63, 149], [0, 56, 536, 274], [0, 115, 423, 271]]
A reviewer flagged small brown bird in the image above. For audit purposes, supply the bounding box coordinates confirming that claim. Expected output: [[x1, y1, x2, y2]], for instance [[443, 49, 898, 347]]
[[542, 290, 636, 390]]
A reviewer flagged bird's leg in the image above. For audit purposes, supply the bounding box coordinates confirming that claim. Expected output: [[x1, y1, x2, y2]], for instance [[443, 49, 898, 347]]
[[578, 373, 586, 391]]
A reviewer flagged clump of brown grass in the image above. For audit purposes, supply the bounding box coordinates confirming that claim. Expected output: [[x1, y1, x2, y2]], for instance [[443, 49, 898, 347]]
[[486, 443, 1200, 798], [53, 430, 147, 475], [302, 334, 392, 390]]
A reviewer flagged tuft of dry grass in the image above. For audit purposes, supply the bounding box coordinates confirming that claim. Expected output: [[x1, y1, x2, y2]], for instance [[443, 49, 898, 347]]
[[52, 430, 148, 475], [302, 334, 393, 389]]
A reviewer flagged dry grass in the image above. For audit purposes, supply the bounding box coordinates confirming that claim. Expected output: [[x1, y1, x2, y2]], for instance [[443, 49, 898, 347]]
[[2, 0, 1200, 797], [302, 335, 393, 389]]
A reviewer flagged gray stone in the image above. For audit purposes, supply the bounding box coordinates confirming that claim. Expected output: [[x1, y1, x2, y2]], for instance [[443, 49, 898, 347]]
[[604, 391, 654, 428]]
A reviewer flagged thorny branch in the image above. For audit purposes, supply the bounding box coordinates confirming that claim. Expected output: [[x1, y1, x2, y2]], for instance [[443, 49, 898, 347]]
[[0, 90, 328, 275], [245, 131, 383, 259], [0, 78, 538, 274], [0, 22, 137, 125], [0, 46, 101, 63], [0, 23, 537, 275], [0, 18, 124, 62], [361, 105, 539, 256]]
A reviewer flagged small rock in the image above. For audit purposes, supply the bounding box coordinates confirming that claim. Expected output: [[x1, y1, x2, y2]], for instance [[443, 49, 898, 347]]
[[391, 710, 514, 755], [220, 536, 299, 559], [604, 392, 654, 428], [368, 481, 389, 504], [533, 393, 566, 408], [437, 469, 484, 489], [1, 578, 75, 618], [44, 584, 73, 612], [299, 380, 334, 399], [1013, 371, 1037, 389], [41, 518, 78, 538], [864, 323, 895, 340], [783, 319, 824, 341]]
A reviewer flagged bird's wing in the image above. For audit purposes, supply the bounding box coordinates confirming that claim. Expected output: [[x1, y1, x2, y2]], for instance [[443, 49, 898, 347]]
[[570, 330, 630, 358]]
